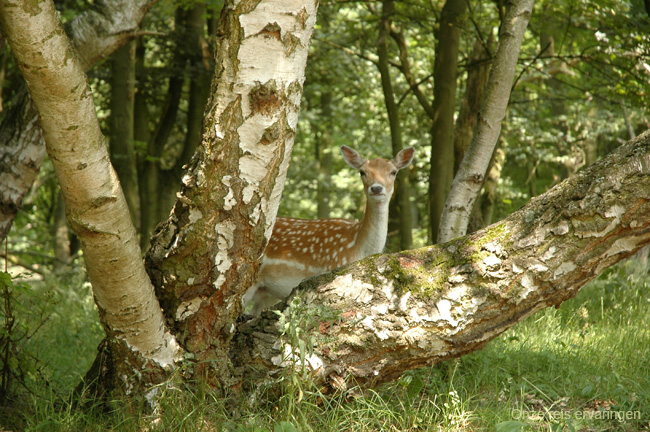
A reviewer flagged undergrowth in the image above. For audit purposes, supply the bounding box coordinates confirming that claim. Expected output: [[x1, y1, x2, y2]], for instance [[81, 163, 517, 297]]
[[2, 258, 650, 431]]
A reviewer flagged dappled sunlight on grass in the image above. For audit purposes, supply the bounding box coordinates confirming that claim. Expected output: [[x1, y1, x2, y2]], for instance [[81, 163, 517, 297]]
[[6, 258, 650, 431]]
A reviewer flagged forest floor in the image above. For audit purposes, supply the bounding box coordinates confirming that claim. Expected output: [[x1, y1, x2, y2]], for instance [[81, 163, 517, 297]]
[[2, 256, 649, 432]]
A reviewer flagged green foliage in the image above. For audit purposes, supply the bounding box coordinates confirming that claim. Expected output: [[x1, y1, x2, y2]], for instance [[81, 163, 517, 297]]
[[0, 269, 104, 430]]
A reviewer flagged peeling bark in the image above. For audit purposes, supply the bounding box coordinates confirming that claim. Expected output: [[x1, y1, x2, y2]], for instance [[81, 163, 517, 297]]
[[0, 0, 157, 243], [145, 0, 318, 387], [231, 131, 650, 391]]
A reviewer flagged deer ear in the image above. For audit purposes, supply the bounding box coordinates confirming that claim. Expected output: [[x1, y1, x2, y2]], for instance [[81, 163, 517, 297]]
[[393, 147, 415, 170], [340, 146, 367, 169]]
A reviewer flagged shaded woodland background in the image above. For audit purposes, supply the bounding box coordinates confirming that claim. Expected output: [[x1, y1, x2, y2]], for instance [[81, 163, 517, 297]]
[[2, 0, 648, 270]]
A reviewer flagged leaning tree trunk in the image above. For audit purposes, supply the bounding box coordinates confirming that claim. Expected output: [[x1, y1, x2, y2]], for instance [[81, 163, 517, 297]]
[[0, 0, 157, 243], [231, 130, 650, 391], [145, 0, 319, 388], [0, 0, 180, 396], [438, 0, 535, 243]]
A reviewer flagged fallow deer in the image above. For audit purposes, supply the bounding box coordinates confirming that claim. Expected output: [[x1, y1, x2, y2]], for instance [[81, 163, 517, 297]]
[[243, 145, 415, 314]]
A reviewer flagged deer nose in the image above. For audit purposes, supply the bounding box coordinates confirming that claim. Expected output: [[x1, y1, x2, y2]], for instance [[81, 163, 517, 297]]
[[370, 185, 385, 195]]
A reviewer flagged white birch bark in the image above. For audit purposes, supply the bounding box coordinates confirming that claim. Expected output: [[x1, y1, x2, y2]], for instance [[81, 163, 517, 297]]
[[145, 0, 318, 386], [437, 0, 535, 243], [0, 0, 179, 371], [0, 0, 156, 242]]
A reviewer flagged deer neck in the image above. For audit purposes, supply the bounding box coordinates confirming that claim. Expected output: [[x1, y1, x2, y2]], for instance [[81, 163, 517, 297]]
[[356, 197, 390, 258]]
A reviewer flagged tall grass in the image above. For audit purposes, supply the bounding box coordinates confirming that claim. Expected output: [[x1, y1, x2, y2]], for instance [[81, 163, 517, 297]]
[[4, 258, 650, 431]]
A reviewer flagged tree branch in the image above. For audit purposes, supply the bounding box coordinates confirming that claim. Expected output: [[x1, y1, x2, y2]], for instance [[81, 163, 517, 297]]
[[390, 28, 434, 118], [232, 130, 650, 392]]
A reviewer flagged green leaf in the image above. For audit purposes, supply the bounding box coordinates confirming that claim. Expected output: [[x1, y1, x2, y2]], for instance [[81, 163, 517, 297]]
[[274, 421, 299, 432], [494, 421, 527, 432], [407, 374, 424, 399]]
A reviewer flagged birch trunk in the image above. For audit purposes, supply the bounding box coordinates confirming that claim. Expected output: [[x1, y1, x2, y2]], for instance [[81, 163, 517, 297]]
[[231, 130, 650, 391], [0, 0, 156, 243], [438, 0, 534, 243], [145, 0, 318, 388], [0, 0, 179, 394]]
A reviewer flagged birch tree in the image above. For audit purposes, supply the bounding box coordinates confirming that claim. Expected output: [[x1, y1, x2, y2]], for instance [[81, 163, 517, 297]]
[[438, 0, 535, 243], [144, 0, 319, 388], [0, 0, 157, 242], [0, 0, 180, 395]]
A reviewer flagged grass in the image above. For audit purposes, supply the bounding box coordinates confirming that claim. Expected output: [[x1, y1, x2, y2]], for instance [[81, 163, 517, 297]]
[[3, 257, 650, 431]]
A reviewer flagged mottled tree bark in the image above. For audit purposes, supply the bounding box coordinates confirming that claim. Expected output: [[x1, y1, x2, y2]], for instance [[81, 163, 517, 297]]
[[145, 0, 319, 388], [438, 0, 534, 243], [232, 131, 650, 391], [0, 0, 157, 243], [0, 0, 180, 396]]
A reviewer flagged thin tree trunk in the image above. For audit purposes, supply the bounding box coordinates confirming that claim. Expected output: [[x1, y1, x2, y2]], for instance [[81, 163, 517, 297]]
[[135, 39, 154, 251], [377, 0, 413, 251], [109, 41, 139, 228], [438, 0, 534, 243], [160, 3, 213, 223], [138, 14, 185, 247], [232, 130, 650, 391], [51, 190, 70, 272], [478, 144, 505, 226], [316, 10, 334, 220], [145, 0, 319, 388], [0, 0, 157, 243], [0, 0, 180, 396], [453, 39, 490, 175], [316, 90, 334, 219], [427, 0, 468, 244]]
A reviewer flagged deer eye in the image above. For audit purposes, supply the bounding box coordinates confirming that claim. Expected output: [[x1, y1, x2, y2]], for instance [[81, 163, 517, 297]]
[[390, 170, 397, 176], [359, 170, 367, 178]]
